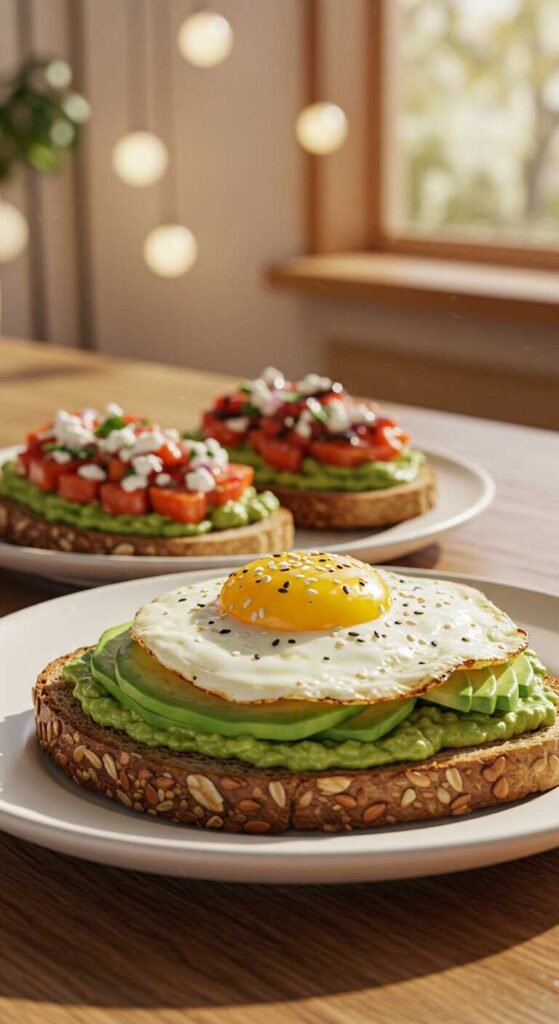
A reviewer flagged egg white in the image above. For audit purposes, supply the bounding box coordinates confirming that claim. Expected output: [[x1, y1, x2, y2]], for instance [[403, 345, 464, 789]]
[[131, 570, 526, 704]]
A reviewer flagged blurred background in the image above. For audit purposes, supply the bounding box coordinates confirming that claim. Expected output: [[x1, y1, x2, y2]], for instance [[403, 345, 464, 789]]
[[1, 0, 558, 429]]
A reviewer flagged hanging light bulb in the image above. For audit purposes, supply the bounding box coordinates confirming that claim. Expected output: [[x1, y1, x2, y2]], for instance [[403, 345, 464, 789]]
[[143, 224, 198, 277], [295, 102, 349, 155], [177, 11, 233, 68], [0, 200, 29, 263], [112, 131, 169, 188]]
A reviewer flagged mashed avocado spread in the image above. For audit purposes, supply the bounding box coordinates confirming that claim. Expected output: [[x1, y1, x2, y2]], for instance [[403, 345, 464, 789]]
[[185, 433, 424, 492], [0, 461, 278, 536], [66, 651, 556, 772]]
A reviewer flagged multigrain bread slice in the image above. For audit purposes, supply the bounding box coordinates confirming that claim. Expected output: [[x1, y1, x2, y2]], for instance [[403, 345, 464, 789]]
[[0, 497, 294, 557], [34, 649, 559, 834], [267, 463, 437, 530]]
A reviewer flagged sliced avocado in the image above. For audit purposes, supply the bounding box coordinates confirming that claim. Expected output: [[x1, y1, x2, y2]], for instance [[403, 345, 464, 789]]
[[423, 671, 473, 712], [514, 652, 534, 697], [317, 696, 416, 743], [494, 661, 519, 712], [469, 667, 498, 715], [94, 627, 363, 741]]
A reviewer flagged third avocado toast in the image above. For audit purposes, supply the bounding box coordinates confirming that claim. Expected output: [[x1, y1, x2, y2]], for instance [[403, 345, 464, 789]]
[[36, 552, 559, 832]]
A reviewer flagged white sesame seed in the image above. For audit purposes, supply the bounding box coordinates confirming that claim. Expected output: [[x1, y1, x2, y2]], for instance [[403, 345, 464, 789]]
[[258, 608, 265, 618], [250, 612, 258, 622], [242, 598, 252, 609], [308, 588, 318, 595], [230, 651, 241, 657]]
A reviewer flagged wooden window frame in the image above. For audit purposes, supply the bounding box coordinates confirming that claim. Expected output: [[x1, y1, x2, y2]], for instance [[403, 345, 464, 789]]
[[304, 0, 559, 271]]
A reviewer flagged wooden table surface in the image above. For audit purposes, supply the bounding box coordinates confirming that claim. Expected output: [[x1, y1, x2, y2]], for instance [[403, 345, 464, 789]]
[[1, 337, 558, 1024]]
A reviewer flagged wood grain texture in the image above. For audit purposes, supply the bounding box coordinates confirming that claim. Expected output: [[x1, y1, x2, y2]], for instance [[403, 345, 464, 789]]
[[1, 337, 559, 1024]]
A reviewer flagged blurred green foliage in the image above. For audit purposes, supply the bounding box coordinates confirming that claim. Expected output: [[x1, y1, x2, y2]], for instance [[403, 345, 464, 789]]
[[0, 58, 90, 181]]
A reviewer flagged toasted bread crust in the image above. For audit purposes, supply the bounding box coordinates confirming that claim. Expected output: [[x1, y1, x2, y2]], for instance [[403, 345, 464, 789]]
[[266, 463, 436, 529], [0, 497, 293, 557], [34, 649, 559, 834]]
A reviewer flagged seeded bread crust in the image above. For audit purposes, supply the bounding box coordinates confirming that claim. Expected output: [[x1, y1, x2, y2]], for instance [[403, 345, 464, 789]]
[[267, 462, 436, 530], [0, 498, 294, 557], [34, 650, 559, 834]]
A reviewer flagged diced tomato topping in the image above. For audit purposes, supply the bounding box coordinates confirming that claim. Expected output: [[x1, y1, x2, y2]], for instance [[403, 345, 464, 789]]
[[107, 458, 127, 482], [309, 440, 380, 468], [202, 412, 249, 448], [27, 455, 78, 491], [207, 464, 254, 506], [57, 473, 100, 504], [257, 438, 303, 473], [158, 441, 185, 467], [100, 483, 149, 516], [149, 487, 207, 523], [26, 423, 54, 451]]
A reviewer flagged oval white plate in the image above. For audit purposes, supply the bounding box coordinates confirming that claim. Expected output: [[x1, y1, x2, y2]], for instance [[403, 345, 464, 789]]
[[0, 567, 557, 883], [0, 445, 494, 586]]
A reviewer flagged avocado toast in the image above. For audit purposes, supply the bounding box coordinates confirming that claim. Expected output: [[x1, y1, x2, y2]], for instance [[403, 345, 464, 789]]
[[193, 367, 436, 529], [35, 552, 559, 833], [0, 404, 293, 556]]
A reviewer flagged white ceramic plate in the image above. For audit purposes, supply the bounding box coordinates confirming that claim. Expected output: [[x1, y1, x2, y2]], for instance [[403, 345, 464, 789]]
[[0, 445, 494, 586], [0, 567, 557, 883]]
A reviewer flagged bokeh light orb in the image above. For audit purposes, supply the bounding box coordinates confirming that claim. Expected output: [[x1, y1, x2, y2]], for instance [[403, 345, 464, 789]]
[[143, 224, 198, 278], [177, 11, 234, 68], [295, 102, 349, 155], [112, 132, 169, 188], [0, 201, 29, 263]]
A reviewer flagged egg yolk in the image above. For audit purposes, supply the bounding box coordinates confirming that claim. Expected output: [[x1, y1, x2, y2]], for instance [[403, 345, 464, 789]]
[[219, 551, 391, 632]]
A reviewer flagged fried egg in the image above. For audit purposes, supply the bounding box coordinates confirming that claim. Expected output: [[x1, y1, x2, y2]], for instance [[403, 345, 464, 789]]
[[132, 552, 526, 704]]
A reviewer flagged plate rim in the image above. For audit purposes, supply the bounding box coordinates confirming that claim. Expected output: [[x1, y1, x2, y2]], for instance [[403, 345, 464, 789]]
[[0, 565, 557, 878]]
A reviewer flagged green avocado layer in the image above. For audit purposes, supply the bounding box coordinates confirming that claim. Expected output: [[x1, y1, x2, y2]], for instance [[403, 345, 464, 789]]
[[185, 432, 424, 492], [221, 446, 424, 492], [65, 649, 556, 772], [0, 461, 279, 537]]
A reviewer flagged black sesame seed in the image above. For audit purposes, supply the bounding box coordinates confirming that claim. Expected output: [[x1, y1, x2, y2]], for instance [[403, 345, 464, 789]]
[[197, 603, 206, 608], [272, 639, 280, 647], [254, 654, 261, 660], [278, 588, 288, 594], [323, 656, 330, 661], [394, 620, 402, 625], [242, 569, 248, 574], [288, 639, 296, 644], [348, 631, 359, 637], [272, 553, 281, 557], [284, 580, 291, 588], [178, 597, 187, 603], [413, 611, 424, 615], [356, 638, 366, 644], [208, 620, 215, 625], [374, 630, 380, 638], [431, 641, 438, 647]]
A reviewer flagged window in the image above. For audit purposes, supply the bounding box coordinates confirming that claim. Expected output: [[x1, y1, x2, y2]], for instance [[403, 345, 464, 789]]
[[387, 0, 559, 250]]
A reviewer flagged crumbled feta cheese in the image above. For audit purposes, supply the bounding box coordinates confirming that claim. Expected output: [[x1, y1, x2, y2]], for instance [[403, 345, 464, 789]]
[[185, 467, 216, 493], [77, 464, 107, 481], [121, 474, 149, 492], [351, 402, 376, 426], [155, 472, 172, 486], [183, 439, 208, 459], [132, 454, 163, 477], [50, 450, 73, 464], [325, 399, 352, 434], [98, 425, 137, 455], [294, 409, 314, 439], [225, 416, 249, 433], [104, 402, 124, 417], [163, 427, 180, 442], [126, 430, 166, 459], [52, 410, 96, 449], [297, 373, 332, 396], [248, 379, 283, 416], [260, 366, 285, 388]]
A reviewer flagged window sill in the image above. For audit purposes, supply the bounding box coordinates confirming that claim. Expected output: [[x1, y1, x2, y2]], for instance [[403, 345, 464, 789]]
[[266, 252, 559, 323]]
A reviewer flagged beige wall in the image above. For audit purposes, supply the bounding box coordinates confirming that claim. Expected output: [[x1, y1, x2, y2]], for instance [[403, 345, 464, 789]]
[[1, 0, 558, 391]]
